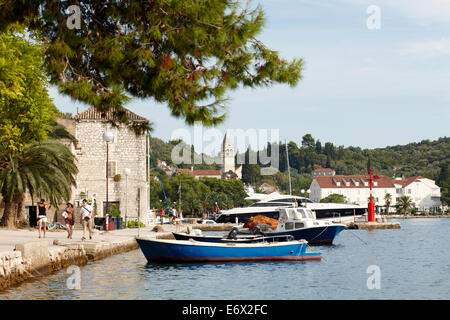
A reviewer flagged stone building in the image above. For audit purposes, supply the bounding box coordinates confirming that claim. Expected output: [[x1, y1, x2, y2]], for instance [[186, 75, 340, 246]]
[[61, 106, 152, 223], [220, 130, 242, 179]]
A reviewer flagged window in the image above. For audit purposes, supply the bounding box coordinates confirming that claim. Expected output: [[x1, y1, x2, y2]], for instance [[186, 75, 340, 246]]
[[407, 189, 411, 194], [107, 161, 116, 178], [295, 222, 304, 229], [288, 209, 296, 220], [285, 222, 294, 230], [294, 209, 306, 220]]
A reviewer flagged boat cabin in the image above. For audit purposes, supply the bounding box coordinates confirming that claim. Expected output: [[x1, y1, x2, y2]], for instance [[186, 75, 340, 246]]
[[275, 207, 333, 232]]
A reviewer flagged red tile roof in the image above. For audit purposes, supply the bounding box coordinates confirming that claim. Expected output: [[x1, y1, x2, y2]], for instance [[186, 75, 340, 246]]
[[73, 106, 147, 122], [313, 168, 334, 172], [392, 176, 424, 187], [193, 170, 221, 176], [315, 175, 395, 188], [177, 168, 192, 174]]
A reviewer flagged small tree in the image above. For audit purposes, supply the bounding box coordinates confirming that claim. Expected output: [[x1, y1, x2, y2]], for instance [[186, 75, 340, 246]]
[[320, 193, 347, 203], [384, 193, 392, 215], [397, 196, 413, 216], [109, 205, 121, 218]]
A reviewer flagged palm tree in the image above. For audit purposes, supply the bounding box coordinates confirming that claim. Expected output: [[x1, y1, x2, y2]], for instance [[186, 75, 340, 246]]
[[397, 196, 413, 216], [0, 140, 78, 228], [384, 193, 392, 215]]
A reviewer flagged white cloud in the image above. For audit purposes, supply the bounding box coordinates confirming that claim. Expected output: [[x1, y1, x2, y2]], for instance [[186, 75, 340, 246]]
[[340, 0, 450, 25], [397, 38, 450, 57], [389, 0, 450, 25]]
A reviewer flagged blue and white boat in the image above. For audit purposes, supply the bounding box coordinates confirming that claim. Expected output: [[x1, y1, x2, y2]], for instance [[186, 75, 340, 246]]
[[135, 237, 322, 262], [172, 231, 293, 243], [263, 207, 346, 245], [174, 207, 346, 245]]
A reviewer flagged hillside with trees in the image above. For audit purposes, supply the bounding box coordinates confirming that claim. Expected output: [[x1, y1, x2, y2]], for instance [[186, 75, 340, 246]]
[[149, 135, 449, 205]]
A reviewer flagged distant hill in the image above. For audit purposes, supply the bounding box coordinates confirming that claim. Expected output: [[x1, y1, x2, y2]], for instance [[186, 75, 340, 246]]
[[149, 136, 220, 171], [149, 135, 449, 178], [149, 135, 449, 191]]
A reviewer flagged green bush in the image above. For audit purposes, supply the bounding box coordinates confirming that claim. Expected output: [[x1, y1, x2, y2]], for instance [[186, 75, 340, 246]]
[[109, 204, 121, 217], [123, 221, 145, 228]]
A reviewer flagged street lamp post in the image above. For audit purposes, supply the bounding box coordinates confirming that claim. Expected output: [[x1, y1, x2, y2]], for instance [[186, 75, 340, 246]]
[[124, 168, 131, 229], [102, 130, 114, 231]]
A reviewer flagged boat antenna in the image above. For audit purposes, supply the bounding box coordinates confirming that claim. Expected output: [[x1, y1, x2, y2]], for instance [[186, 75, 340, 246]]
[[285, 140, 292, 195]]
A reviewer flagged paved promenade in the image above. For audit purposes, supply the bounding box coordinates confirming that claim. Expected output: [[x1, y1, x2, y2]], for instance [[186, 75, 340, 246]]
[[0, 224, 189, 289], [0, 224, 186, 253]]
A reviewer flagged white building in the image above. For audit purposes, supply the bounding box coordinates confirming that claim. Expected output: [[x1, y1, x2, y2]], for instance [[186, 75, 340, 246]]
[[310, 175, 397, 210], [312, 168, 336, 177], [393, 176, 441, 212], [309, 174, 441, 213]]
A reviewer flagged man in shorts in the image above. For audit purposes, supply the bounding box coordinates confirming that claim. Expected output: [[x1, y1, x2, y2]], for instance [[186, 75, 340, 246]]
[[80, 199, 93, 240]]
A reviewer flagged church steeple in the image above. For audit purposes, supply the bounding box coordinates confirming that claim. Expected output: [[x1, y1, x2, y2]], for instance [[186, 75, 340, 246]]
[[222, 130, 235, 175]]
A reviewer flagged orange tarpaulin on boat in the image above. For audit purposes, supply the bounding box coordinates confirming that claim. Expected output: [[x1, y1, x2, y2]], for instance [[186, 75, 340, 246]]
[[244, 215, 279, 230]]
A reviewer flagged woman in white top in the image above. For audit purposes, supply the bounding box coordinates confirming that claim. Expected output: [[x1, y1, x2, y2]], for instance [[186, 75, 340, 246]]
[[37, 199, 51, 239], [80, 199, 93, 240]]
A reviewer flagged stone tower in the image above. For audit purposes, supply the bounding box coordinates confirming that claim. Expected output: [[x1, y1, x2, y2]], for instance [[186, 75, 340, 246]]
[[221, 130, 235, 175], [221, 131, 242, 179]]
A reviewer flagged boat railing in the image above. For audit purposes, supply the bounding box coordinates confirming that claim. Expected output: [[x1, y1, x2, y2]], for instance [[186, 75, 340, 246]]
[[220, 235, 294, 243]]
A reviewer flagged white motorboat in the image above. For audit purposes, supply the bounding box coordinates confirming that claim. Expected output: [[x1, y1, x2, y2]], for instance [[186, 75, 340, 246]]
[[215, 193, 366, 224]]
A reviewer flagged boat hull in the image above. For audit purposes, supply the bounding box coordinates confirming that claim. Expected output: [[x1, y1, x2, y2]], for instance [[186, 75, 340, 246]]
[[266, 225, 346, 245], [172, 232, 294, 244], [136, 238, 321, 262]]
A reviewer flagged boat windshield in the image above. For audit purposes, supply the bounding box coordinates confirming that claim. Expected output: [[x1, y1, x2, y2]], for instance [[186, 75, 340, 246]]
[[293, 209, 304, 220], [279, 209, 289, 222], [306, 209, 315, 219]]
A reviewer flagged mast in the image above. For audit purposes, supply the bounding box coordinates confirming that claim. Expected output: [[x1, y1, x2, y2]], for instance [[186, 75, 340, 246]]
[[285, 140, 292, 195], [147, 131, 150, 211], [179, 175, 181, 217]]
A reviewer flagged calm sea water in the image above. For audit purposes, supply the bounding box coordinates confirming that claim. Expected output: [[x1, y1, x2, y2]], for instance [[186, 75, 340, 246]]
[[1, 219, 449, 300]]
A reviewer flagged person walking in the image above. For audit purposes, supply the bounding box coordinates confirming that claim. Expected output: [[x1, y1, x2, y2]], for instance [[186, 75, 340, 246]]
[[62, 203, 75, 239], [169, 208, 174, 224], [174, 210, 177, 224], [37, 199, 51, 239], [80, 199, 93, 240], [159, 208, 164, 225]]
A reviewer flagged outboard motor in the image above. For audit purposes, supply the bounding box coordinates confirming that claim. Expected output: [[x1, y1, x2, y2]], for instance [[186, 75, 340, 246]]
[[227, 227, 240, 239]]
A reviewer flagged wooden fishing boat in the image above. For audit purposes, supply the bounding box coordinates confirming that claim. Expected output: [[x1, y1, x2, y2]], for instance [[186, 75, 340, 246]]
[[172, 232, 293, 243], [135, 237, 322, 262]]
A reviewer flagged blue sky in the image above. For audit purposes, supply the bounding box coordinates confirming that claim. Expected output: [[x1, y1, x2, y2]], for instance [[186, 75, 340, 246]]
[[50, 0, 450, 150]]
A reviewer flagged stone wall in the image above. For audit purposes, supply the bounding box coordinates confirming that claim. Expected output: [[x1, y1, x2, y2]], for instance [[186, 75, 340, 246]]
[[73, 120, 149, 220], [0, 239, 138, 290]]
